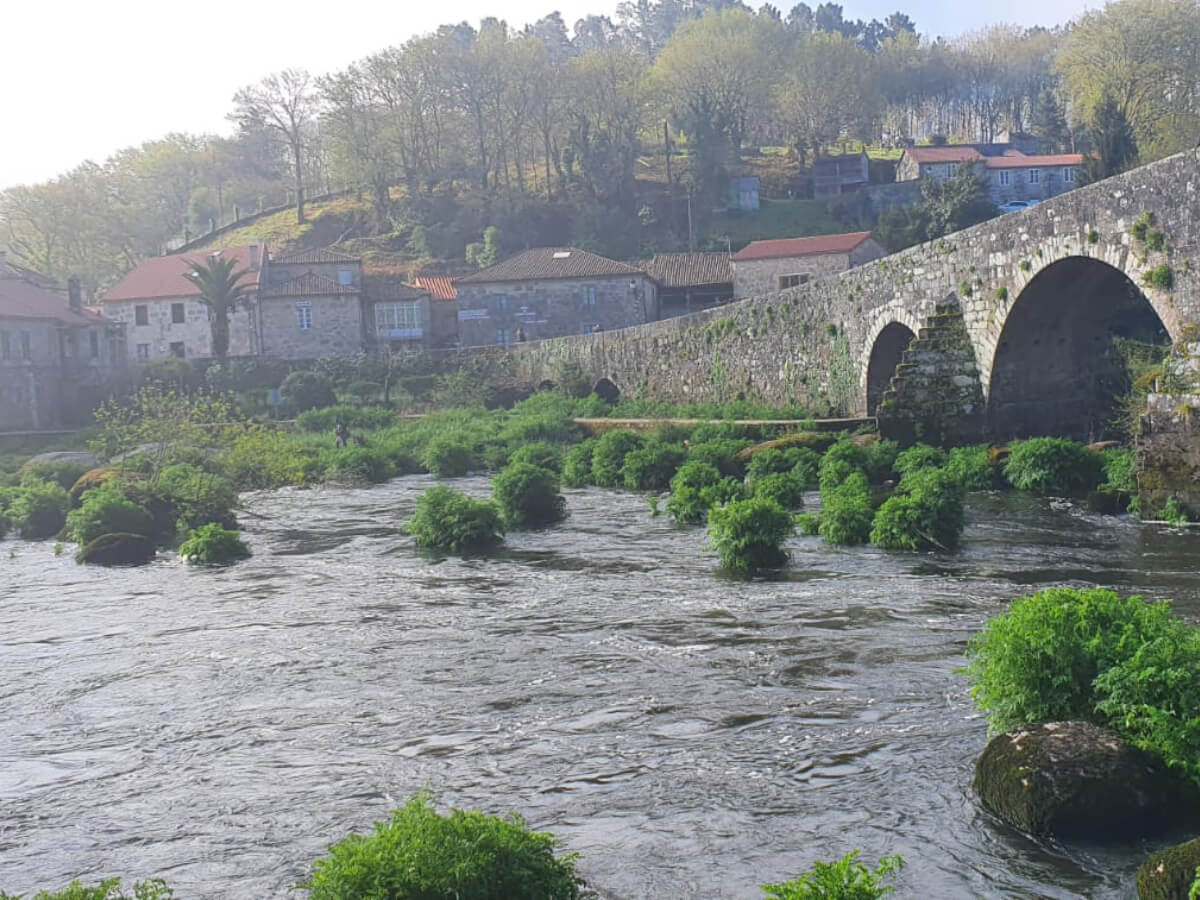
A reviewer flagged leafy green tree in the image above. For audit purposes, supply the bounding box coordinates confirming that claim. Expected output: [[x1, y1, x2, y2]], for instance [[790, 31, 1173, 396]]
[[1080, 98, 1138, 184], [182, 254, 253, 361], [920, 166, 996, 238]]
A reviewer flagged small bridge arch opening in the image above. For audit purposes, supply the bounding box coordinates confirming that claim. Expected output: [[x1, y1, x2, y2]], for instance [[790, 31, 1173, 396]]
[[593, 378, 621, 404], [866, 321, 917, 416], [987, 256, 1170, 441]]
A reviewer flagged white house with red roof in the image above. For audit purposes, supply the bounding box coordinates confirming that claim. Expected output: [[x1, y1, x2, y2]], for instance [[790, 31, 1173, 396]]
[[896, 143, 1085, 206], [730, 231, 886, 299], [0, 250, 123, 429]]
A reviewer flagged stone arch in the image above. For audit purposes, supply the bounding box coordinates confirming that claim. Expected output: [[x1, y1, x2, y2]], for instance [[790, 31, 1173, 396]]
[[859, 306, 924, 415], [866, 322, 918, 416], [537, 379, 557, 392], [986, 255, 1171, 441], [593, 377, 620, 404]]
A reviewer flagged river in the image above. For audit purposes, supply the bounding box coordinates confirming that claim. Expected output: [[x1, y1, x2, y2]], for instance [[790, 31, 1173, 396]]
[[2, 479, 1198, 898]]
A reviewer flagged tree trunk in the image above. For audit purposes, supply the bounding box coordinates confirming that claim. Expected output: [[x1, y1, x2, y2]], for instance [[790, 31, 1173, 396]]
[[211, 305, 230, 361], [292, 141, 306, 224]]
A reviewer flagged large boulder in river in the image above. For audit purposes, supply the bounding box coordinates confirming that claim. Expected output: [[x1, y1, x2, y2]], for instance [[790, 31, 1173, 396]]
[[974, 721, 1190, 839], [69, 467, 122, 506], [1137, 836, 1200, 900], [21, 450, 99, 469], [76, 533, 156, 567]]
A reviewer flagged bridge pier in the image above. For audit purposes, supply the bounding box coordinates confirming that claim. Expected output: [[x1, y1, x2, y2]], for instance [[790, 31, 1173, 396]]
[[1138, 343, 1200, 518]]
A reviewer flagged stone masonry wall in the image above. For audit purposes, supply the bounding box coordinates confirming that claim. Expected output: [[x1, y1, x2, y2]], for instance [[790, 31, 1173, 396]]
[[495, 147, 1200, 436], [1139, 343, 1200, 516], [106, 297, 254, 362], [257, 295, 365, 359], [732, 252, 851, 299]]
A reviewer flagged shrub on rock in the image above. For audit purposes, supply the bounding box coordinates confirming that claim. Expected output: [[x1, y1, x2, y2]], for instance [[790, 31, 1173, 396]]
[[688, 438, 755, 479], [974, 721, 1192, 838], [870, 467, 965, 551], [667, 461, 745, 526], [179, 523, 251, 565], [706, 496, 794, 575], [76, 533, 157, 567], [409, 485, 504, 554], [622, 441, 686, 491], [946, 445, 1001, 491], [321, 446, 395, 484], [1137, 836, 1200, 900], [153, 464, 238, 530], [65, 484, 156, 546], [69, 467, 122, 506], [964, 587, 1179, 733], [303, 793, 584, 900], [509, 441, 563, 474], [893, 443, 947, 478], [493, 463, 567, 529], [560, 439, 597, 487], [819, 471, 873, 546], [751, 471, 806, 510], [591, 430, 645, 487], [423, 435, 476, 478], [1005, 437, 1105, 495], [9, 479, 71, 539]]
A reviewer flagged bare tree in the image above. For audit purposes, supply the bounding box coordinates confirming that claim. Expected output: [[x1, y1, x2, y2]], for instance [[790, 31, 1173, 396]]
[[231, 69, 320, 224]]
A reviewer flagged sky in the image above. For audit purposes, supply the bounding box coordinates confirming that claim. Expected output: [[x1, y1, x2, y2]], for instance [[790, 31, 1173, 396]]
[[1, 0, 1094, 191]]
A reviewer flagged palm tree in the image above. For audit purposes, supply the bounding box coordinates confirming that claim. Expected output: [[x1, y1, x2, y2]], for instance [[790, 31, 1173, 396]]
[[182, 253, 253, 361]]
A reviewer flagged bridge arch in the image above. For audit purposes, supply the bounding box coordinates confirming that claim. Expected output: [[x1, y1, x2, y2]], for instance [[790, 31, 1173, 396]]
[[986, 255, 1171, 441], [861, 308, 924, 416]]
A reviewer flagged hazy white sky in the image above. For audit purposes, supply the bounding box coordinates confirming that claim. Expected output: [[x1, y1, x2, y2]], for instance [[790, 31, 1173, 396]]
[[1, 0, 1093, 190]]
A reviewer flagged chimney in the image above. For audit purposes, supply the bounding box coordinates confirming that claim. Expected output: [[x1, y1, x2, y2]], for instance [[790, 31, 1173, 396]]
[[249, 245, 260, 270], [68, 276, 83, 313]]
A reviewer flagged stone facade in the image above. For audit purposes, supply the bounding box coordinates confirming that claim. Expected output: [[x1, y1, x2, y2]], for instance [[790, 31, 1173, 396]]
[[732, 240, 886, 299], [484, 147, 1200, 444], [105, 297, 255, 362], [456, 275, 657, 347], [257, 292, 365, 359]]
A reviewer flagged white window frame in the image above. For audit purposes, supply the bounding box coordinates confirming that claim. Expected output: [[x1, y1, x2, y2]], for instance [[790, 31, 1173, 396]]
[[583, 286, 597, 307], [1064, 167, 1075, 183], [998, 170, 1011, 186], [946, 163, 958, 177], [136, 343, 151, 361], [1028, 168, 1040, 184], [496, 328, 510, 345], [493, 294, 508, 312], [296, 301, 313, 331], [337, 268, 353, 286], [375, 302, 420, 331]]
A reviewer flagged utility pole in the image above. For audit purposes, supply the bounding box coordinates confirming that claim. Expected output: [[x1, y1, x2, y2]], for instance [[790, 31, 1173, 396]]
[[686, 187, 694, 253]]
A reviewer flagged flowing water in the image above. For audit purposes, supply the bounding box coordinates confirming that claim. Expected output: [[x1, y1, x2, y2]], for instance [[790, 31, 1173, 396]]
[[2, 479, 1199, 899]]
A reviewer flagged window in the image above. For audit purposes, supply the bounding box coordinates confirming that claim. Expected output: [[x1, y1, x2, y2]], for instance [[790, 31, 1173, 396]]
[[171, 302, 185, 324], [1, 331, 8, 360], [136, 343, 151, 361], [777, 274, 810, 290], [1064, 167, 1075, 183], [947, 163, 958, 177], [582, 286, 597, 307], [1029, 168, 1040, 184], [492, 294, 508, 313], [375, 302, 421, 331], [134, 304, 149, 326], [21, 332, 31, 360], [496, 328, 510, 345], [90, 332, 100, 359], [998, 170, 1011, 186], [169, 341, 185, 358], [337, 268, 354, 286], [296, 302, 313, 330]]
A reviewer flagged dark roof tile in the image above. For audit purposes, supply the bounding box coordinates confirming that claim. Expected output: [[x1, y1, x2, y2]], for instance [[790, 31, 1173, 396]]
[[456, 248, 642, 284], [646, 253, 733, 288]]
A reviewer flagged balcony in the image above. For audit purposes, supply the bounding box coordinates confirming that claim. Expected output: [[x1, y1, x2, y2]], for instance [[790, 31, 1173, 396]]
[[377, 327, 423, 341]]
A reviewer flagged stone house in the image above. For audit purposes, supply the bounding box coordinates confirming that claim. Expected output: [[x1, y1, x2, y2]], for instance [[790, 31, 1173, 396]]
[[645, 253, 733, 318], [365, 279, 432, 351], [896, 145, 1084, 205], [812, 152, 869, 200], [412, 276, 460, 348], [454, 248, 658, 346], [731, 232, 886, 299], [0, 253, 123, 429], [257, 271, 365, 359]]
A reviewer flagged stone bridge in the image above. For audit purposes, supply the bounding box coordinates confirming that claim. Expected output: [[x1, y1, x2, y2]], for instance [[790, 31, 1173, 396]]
[[501, 148, 1200, 444]]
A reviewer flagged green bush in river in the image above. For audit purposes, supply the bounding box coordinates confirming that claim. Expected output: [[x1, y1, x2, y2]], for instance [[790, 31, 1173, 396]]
[[1004, 438, 1104, 495], [863, 439, 900, 483], [493, 463, 567, 529], [409, 485, 504, 554], [892, 443, 947, 478], [819, 471, 873, 546], [65, 484, 156, 546], [8, 479, 71, 539], [561, 439, 597, 487], [622, 441, 686, 491], [751, 471, 806, 510], [687, 438, 755, 478], [706, 496, 794, 575], [945, 445, 1000, 491], [763, 851, 904, 899], [153, 464, 238, 530], [870, 467, 965, 551], [1095, 627, 1200, 786], [179, 523, 252, 565], [964, 587, 1182, 734], [320, 445, 396, 484], [303, 793, 584, 900], [0, 878, 174, 900], [666, 461, 746, 525], [795, 512, 821, 535], [746, 446, 821, 488], [509, 441, 564, 474], [422, 434, 477, 478], [591, 430, 645, 487]]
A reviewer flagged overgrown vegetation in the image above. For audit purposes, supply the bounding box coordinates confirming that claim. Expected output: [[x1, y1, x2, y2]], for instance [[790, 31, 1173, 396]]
[[763, 851, 905, 900], [178, 523, 252, 564], [706, 496, 794, 575], [871, 467, 965, 551], [0, 880, 174, 900], [493, 463, 567, 529], [409, 485, 505, 555], [1004, 438, 1104, 495]]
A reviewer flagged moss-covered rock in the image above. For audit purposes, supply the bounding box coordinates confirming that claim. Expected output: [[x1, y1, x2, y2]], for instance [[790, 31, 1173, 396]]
[[76, 532, 157, 567], [1137, 836, 1200, 900], [975, 721, 1191, 839], [68, 467, 122, 506]]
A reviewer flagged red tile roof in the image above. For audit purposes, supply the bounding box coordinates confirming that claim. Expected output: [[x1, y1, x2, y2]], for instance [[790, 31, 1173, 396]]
[[414, 276, 457, 301], [0, 273, 107, 326], [731, 231, 875, 262], [905, 147, 985, 164], [100, 246, 265, 303], [984, 153, 1085, 169]]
